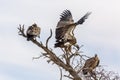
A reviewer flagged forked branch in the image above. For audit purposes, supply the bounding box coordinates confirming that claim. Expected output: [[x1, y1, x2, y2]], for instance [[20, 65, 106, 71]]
[[18, 24, 26, 37]]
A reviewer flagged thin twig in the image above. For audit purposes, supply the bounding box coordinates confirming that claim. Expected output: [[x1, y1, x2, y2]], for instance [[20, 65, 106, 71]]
[[59, 67, 63, 80], [32, 55, 43, 60], [60, 48, 66, 54], [18, 24, 26, 37], [46, 29, 52, 48], [64, 75, 73, 79]]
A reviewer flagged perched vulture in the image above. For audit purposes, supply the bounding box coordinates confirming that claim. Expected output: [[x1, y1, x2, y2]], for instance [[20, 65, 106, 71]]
[[26, 23, 41, 41], [82, 54, 100, 75], [54, 10, 91, 52]]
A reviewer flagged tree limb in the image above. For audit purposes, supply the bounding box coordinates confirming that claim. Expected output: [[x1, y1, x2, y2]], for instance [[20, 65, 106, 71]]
[[18, 24, 26, 37], [59, 67, 63, 80], [46, 29, 52, 48]]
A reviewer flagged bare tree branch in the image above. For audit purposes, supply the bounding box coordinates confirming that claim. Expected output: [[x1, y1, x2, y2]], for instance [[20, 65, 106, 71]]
[[46, 29, 52, 48], [59, 67, 63, 80], [64, 75, 73, 79], [18, 24, 26, 37], [32, 55, 42, 60]]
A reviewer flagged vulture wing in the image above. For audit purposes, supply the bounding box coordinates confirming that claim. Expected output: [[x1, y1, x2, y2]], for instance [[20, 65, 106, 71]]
[[27, 26, 33, 35], [84, 55, 99, 69], [55, 10, 74, 41], [84, 57, 96, 68], [76, 12, 91, 25]]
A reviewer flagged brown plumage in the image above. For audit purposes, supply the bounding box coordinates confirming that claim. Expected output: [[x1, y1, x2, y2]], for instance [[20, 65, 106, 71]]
[[82, 54, 100, 75], [26, 23, 41, 41], [55, 10, 91, 52]]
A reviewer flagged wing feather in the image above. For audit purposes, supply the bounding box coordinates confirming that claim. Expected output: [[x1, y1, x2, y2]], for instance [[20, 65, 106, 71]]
[[76, 12, 91, 25], [56, 10, 74, 41], [60, 10, 73, 21], [84, 57, 96, 68], [55, 10, 91, 45], [84, 55, 99, 69]]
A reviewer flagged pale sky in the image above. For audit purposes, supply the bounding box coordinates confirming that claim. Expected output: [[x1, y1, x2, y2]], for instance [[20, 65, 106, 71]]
[[0, 0, 120, 80]]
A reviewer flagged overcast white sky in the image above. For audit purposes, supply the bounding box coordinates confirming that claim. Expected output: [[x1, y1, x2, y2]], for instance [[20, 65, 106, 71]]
[[0, 0, 120, 80]]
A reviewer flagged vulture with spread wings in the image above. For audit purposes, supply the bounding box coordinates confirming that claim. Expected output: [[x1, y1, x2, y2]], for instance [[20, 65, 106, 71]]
[[26, 23, 41, 41], [54, 10, 91, 53], [82, 54, 100, 75]]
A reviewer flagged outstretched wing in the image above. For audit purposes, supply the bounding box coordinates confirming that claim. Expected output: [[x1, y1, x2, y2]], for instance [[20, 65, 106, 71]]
[[60, 10, 73, 22], [55, 10, 74, 41], [76, 12, 91, 25]]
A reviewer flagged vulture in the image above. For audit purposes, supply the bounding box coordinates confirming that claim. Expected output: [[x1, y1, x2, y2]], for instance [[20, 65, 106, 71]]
[[26, 23, 41, 41], [82, 54, 100, 75], [54, 10, 91, 52]]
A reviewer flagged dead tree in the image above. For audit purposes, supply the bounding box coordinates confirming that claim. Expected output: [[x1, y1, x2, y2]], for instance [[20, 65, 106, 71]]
[[18, 25, 120, 80]]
